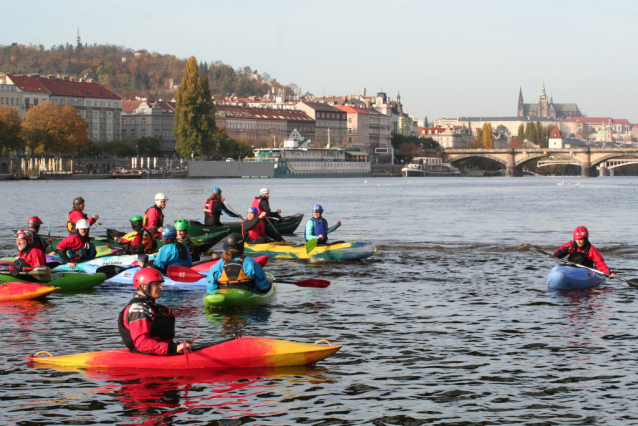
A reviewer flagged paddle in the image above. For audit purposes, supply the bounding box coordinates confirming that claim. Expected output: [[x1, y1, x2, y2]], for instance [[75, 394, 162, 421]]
[[305, 238, 318, 255], [192, 242, 213, 254], [0, 266, 52, 282], [95, 264, 139, 279], [264, 216, 286, 243], [167, 266, 330, 288], [534, 248, 638, 287]]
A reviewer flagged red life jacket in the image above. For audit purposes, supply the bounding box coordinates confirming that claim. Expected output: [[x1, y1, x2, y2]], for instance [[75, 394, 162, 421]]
[[251, 198, 264, 215], [242, 219, 265, 241], [67, 210, 89, 233], [204, 199, 215, 215]]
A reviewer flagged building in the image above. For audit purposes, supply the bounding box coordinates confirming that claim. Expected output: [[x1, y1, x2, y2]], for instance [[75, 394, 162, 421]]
[[295, 101, 347, 145], [0, 73, 121, 142], [517, 83, 582, 119], [333, 105, 392, 162], [418, 126, 469, 148], [436, 116, 559, 138], [558, 117, 632, 141], [548, 126, 586, 148], [121, 99, 176, 153]]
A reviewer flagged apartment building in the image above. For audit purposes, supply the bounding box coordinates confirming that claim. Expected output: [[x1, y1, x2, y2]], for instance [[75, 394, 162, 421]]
[[121, 99, 176, 153]]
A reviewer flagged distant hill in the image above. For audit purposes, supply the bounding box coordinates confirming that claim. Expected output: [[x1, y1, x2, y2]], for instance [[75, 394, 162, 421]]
[[0, 42, 301, 101]]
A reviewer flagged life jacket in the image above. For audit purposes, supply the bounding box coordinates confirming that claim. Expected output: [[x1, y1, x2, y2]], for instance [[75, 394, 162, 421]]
[[118, 297, 175, 353], [123, 229, 156, 254], [67, 235, 96, 261], [67, 210, 88, 233], [179, 237, 200, 262], [307, 217, 328, 243], [32, 234, 48, 252], [204, 199, 223, 226], [242, 219, 265, 242], [251, 197, 265, 215], [14, 245, 36, 271], [143, 205, 164, 229], [218, 257, 255, 291], [567, 240, 594, 268]]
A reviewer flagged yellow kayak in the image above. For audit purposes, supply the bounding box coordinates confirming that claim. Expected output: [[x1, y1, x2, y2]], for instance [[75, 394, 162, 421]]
[[244, 241, 376, 260]]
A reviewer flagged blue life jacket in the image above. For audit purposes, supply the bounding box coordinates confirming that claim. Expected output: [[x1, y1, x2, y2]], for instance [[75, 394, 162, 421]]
[[68, 239, 96, 262], [307, 217, 328, 243]]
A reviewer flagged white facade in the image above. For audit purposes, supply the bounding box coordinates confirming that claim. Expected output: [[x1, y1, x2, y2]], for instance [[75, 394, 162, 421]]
[[121, 100, 176, 153]]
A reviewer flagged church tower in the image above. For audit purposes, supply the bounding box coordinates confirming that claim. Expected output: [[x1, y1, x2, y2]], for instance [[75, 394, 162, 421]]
[[539, 82, 548, 117], [517, 87, 524, 117]]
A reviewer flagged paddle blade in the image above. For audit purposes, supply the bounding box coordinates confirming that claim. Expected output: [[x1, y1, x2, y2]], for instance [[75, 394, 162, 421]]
[[96, 265, 133, 279], [21, 267, 52, 282], [305, 238, 318, 255], [625, 279, 638, 287], [167, 266, 206, 283], [192, 243, 213, 254], [276, 279, 330, 288]]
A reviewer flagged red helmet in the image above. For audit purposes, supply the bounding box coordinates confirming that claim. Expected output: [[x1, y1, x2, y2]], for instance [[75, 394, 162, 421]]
[[28, 216, 43, 225], [573, 226, 589, 240], [15, 230, 33, 241], [133, 268, 165, 290]]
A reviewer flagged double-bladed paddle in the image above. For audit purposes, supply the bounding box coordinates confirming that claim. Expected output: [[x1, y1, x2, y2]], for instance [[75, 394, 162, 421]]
[[0, 266, 52, 282], [264, 216, 286, 243], [167, 265, 330, 288], [534, 248, 638, 287], [95, 264, 138, 279]]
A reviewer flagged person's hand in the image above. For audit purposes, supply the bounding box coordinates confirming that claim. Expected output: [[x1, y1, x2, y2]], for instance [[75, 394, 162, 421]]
[[267, 277, 274, 283], [176, 341, 193, 354], [276, 209, 281, 214], [221, 197, 225, 202], [238, 214, 243, 219], [336, 221, 342, 227], [259, 212, 267, 219], [115, 237, 122, 244], [158, 227, 163, 233], [93, 214, 99, 220], [68, 262, 77, 270], [610, 273, 616, 278], [210, 252, 219, 260], [318, 234, 325, 240]]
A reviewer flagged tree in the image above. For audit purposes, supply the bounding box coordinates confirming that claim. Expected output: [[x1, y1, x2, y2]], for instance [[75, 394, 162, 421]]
[[104, 140, 136, 157], [399, 142, 423, 161], [174, 56, 217, 157], [482, 122, 493, 148], [524, 122, 533, 141], [136, 137, 162, 156], [0, 105, 24, 152], [22, 103, 89, 155], [535, 121, 544, 146], [473, 128, 483, 147], [518, 124, 524, 138]]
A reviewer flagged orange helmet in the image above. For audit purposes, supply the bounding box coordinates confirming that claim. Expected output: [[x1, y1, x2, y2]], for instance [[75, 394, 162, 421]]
[[133, 268, 164, 290], [15, 230, 33, 242]]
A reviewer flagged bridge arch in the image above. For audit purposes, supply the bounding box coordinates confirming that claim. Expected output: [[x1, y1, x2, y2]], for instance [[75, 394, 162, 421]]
[[515, 152, 585, 167], [446, 153, 508, 166], [591, 153, 638, 167]]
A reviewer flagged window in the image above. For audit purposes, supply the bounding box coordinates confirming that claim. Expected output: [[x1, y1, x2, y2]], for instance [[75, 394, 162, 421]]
[[34, 98, 38, 106], [348, 117, 352, 123], [142, 118, 146, 124]]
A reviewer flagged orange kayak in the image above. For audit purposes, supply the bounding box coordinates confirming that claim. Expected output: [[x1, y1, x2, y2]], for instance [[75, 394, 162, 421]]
[[0, 281, 60, 301]]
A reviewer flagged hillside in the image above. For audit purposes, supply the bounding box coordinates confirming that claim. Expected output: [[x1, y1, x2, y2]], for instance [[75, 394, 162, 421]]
[[0, 42, 300, 101]]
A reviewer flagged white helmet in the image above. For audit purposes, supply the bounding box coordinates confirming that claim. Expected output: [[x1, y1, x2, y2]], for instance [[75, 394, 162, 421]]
[[76, 219, 90, 229], [155, 193, 169, 202], [259, 188, 269, 195]]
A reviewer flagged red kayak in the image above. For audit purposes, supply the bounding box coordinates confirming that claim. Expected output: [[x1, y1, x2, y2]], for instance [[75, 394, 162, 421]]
[[28, 336, 340, 370], [0, 281, 60, 301], [191, 255, 268, 273]]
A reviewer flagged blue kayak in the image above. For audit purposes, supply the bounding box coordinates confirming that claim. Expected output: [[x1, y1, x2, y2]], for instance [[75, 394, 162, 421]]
[[547, 265, 606, 290]]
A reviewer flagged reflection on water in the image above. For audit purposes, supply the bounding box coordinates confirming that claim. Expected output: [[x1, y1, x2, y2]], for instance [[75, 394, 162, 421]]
[[2, 177, 638, 424]]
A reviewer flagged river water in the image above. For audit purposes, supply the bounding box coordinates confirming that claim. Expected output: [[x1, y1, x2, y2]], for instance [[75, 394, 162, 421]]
[[1, 176, 638, 425]]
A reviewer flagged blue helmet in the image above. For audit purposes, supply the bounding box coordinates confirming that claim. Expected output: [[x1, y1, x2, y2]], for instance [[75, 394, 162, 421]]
[[312, 204, 323, 213], [212, 188, 221, 194], [247, 207, 259, 215], [161, 225, 177, 240]]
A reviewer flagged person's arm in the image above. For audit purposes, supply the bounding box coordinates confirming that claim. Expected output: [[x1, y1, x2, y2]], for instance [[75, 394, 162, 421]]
[[589, 247, 611, 275], [328, 221, 342, 233], [305, 220, 315, 241], [243, 217, 261, 233], [55, 237, 73, 263], [26, 249, 46, 268], [125, 304, 177, 355], [206, 261, 224, 292], [153, 246, 171, 270], [87, 217, 96, 226], [244, 258, 271, 292], [553, 242, 571, 259]]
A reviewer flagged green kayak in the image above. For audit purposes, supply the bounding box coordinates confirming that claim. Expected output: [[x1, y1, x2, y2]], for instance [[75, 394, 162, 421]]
[[203, 273, 277, 308], [189, 213, 304, 237], [0, 271, 106, 291]]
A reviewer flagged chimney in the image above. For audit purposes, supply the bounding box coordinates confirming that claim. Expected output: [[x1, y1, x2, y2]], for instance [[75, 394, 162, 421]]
[[48, 75, 55, 79], [63, 75, 69, 80]]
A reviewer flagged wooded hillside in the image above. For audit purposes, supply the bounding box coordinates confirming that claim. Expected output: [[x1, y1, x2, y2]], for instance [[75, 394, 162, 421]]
[[0, 42, 300, 101]]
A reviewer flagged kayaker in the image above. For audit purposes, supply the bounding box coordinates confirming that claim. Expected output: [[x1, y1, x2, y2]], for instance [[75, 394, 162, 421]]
[[55, 219, 96, 270], [27, 216, 51, 252], [144, 193, 168, 238], [206, 233, 272, 293], [113, 215, 157, 254], [66, 197, 99, 234], [242, 207, 284, 244], [146, 225, 192, 274], [203, 188, 243, 226], [554, 226, 615, 277], [251, 188, 282, 222], [175, 219, 201, 262], [305, 204, 341, 245], [118, 268, 192, 355], [9, 230, 46, 276]]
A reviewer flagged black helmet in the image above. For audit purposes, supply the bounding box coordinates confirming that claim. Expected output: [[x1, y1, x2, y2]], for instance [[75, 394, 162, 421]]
[[73, 197, 85, 206], [225, 233, 245, 253]]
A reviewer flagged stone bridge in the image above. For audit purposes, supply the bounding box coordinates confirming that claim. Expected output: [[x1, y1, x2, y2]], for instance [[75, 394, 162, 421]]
[[440, 148, 638, 177]]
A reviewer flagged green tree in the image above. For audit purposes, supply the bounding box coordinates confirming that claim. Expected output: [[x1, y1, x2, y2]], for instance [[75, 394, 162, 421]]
[[518, 124, 524, 138], [0, 105, 24, 152], [105, 140, 136, 157], [136, 137, 162, 156], [524, 122, 533, 141], [535, 121, 543, 146], [482, 122, 493, 148], [174, 56, 217, 157]]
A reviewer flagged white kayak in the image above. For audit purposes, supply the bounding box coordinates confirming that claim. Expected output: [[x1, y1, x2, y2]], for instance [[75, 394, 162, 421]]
[[53, 254, 155, 273], [97, 265, 207, 288]]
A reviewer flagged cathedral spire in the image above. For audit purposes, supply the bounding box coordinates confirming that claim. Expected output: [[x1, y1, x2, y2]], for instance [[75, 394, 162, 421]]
[[540, 82, 547, 99]]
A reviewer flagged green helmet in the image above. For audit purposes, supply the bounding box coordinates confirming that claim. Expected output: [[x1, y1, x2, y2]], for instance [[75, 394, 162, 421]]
[[174, 219, 190, 232], [130, 215, 143, 227]]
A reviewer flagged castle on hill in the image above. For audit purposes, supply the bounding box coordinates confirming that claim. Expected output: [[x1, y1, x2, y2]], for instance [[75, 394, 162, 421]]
[[517, 83, 582, 119]]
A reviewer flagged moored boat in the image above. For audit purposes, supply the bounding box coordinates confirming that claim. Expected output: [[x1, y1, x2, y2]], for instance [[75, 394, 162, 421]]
[[547, 265, 606, 290], [244, 241, 376, 260], [188, 213, 304, 237], [27, 336, 341, 369]]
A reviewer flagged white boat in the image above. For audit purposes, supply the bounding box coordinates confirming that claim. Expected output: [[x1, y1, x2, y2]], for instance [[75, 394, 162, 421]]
[[402, 157, 460, 177]]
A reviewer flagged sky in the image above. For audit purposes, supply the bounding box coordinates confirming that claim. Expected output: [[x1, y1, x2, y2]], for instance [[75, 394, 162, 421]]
[[2, 0, 637, 122]]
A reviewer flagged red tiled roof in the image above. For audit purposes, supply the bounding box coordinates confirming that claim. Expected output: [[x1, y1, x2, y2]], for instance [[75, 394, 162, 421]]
[[214, 105, 313, 121], [7, 74, 120, 99], [418, 126, 445, 134], [121, 100, 145, 113], [549, 126, 562, 139], [559, 117, 629, 125], [333, 105, 371, 114]]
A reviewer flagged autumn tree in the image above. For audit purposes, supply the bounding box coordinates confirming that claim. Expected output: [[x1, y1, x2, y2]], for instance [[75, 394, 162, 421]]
[[0, 105, 24, 152], [174, 57, 217, 157], [518, 124, 524, 138], [22, 102, 89, 155], [399, 142, 423, 161], [482, 122, 493, 148]]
